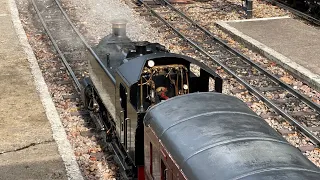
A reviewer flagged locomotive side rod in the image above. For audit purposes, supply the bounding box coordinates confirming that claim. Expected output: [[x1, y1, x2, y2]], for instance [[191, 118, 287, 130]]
[[139, 0, 320, 146]]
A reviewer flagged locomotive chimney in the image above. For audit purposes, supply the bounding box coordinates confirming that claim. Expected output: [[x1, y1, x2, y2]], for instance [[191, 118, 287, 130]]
[[111, 19, 127, 37]]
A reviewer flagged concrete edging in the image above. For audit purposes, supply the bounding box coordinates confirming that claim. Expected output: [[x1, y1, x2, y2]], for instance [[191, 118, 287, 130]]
[[9, 0, 83, 179], [216, 18, 320, 92]]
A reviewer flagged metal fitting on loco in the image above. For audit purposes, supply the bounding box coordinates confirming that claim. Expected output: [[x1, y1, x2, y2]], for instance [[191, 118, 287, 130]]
[[135, 41, 148, 55], [111, 19, 128, 37]]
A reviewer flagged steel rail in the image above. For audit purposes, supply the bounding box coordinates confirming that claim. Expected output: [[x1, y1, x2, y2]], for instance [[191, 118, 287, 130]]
[[162, 0, 320, 113], [49, 1, 132, 177], [33, 1, 127, 178], [52, 1, 131, 176], [50, 1, 127, 171], [269, 0, 320, 26], [32, 0, 82, 92], [140, 1, 320, 145], [53, 0, 116, 84], [54, 0, 116, 84]]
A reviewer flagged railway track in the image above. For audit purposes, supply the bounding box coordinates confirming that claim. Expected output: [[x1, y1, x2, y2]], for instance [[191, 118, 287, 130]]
[[31, 0, 320, 171], [32, 0, 92, 92], [31, 0, 127, 178], [268, 0, 320, 26], [138, 0, 320, 148]]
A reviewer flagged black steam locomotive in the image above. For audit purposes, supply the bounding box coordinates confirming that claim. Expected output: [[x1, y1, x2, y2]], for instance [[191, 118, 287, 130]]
[[81, 20, 320, 179]]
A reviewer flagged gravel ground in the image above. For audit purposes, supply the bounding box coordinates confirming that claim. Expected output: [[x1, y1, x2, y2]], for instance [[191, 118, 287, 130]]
[[171, 0, 320, 166], [17, 1, 320, 179], [173, 0, 320, 104], [16, 0, 119, 179], [60, 0, 162, 45]]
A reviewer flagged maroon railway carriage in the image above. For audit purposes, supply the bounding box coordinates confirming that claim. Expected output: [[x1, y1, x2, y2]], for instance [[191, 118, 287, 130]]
[[143, 93, 320, 180]]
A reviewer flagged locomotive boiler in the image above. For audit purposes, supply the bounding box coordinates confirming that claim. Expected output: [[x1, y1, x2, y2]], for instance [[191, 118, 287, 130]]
[[81, 20, 320, 179]]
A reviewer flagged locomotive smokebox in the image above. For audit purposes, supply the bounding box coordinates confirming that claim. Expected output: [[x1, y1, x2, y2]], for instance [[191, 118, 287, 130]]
[[111, 19, 127, 37]]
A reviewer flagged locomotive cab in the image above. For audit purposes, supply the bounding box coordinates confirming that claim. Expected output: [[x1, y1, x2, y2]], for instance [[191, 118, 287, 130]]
[[116, 51, 223, 113], [114, 49, 223, 173]]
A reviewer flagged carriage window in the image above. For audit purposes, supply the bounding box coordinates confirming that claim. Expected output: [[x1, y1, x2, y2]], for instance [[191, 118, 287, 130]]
[[152, 143, 160, 179], [209, 77, 215, 92], [150, 142, 153, 176], [190, 64, 200, 77], [161, 160, 167, 180]]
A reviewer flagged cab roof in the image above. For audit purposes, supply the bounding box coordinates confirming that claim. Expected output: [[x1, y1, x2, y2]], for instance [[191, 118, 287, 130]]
[[116, 52, 221, 87]]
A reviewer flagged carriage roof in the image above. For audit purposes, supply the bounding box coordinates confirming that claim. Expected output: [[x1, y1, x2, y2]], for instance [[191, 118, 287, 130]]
[[144, 92, 320, 180]]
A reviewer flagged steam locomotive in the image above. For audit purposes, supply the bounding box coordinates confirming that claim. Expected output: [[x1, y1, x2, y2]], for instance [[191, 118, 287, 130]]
[[81, 20, 320, 179]]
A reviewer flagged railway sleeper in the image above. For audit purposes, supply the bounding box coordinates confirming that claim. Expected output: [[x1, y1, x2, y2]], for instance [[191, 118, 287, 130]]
[[308, 126, 320, 132], [36, 0, 56, 8], [147, 3, 163, 8], [249, 79, 278, 87], [277, 128, 296, 135], [242, 75, 270, 81], [55, 40, 87, 52], [273, 97, 299, 105], [290, 111, 318, 117], [181, 48, 194, 54], [45, 19, 73, 30], [139, 11, 151, 16], [228, 63, 251, 69], [150, 22, 163, 28], [259, 111, 277, 119], [71, 65, 88, 72], [62, 94, 80, 99], [144, 16, 158, 22], [45, 30, 77, 40], [63, 51, 88, 61], [164, 33, 178, 39], [176, 26, 196, 32], [41, 10, 64, 19], [258, 86, 283, 92], [230, 88, 247, 94], [55, 36, 81, 44], [56, 80, 72, 85], [70, 111, 90, 117], [298, 145, 316, 152], [158, 28, 170, 33], [224, 57, 250, 65]]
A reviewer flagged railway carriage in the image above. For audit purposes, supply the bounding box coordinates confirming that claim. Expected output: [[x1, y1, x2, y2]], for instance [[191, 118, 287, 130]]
[[81, 20, 320, 179], [144, 93, 320, 180]]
